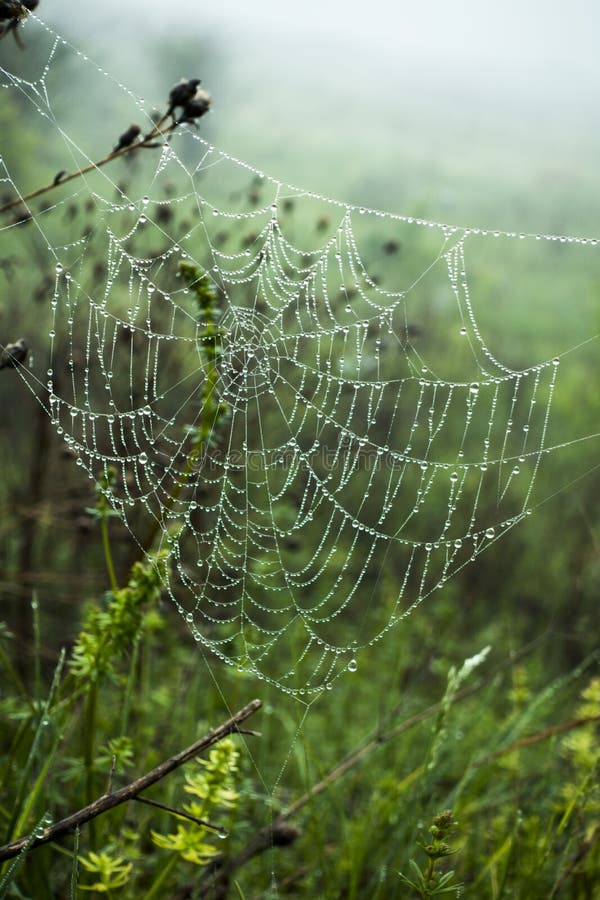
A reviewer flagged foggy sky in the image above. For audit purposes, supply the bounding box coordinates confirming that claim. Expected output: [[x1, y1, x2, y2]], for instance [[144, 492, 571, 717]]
[[49, 0, 600, 91], [39, 1, 600, 231]]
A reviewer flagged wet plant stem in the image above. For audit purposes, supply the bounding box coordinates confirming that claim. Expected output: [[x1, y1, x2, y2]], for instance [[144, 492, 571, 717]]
[[83, 682, 98, 848], [142, 265, 224, 553], [425, 858, 435, 884], [143, 853, 178, 900], [101, 517, 118, 594]]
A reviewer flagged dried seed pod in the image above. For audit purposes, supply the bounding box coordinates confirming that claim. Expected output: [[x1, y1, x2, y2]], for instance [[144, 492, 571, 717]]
[[167, 77, 202, 118], [0, 337, 28, 370], [112, 124, 142, 153], [176, 89, 211, 127], [0, 0, 39, 47]]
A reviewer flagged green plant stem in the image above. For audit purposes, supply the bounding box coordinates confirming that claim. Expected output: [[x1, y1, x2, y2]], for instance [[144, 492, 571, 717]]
[[142, 447, 200, 553], [142, 268, 223, 554], [83, 682, 99, 847], [69, 827, 80, 900], [4, 651, 65, 844], [100, 517, 119, 594], [142, 853, 178, 900], [142, 358, 220, 552], [120, 636, 141, 736], [0, 814, 48, 896], [426, 857, 435, 885], [0, 642, 36, 714]]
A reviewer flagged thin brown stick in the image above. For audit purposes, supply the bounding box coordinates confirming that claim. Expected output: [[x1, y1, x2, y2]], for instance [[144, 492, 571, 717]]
[[0, 699, 261, 862], [471, 714, 600, 768], [133, 795, 225, 834], [0, 122, 175, 216]]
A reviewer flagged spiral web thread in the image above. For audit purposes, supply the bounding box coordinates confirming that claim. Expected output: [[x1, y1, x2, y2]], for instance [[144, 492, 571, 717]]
[[1, 17, 598, 696]]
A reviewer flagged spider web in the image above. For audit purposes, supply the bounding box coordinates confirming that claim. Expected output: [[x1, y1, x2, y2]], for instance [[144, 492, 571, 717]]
[[1, 17, 598, 697]]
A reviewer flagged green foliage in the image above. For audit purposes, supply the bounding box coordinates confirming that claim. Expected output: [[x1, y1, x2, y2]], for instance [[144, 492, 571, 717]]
[[0, 566, 248, 897], [96, 736, 135, 773], [1, 582, 599, 897], [425, 646, 490, 774], [78, 850, 133, 893], [180, 260, 231, 453], [398, 810, 462, 898], [69, 553, 168, 684], [558, 678, 600, 833], [152, 739, 239, 865]]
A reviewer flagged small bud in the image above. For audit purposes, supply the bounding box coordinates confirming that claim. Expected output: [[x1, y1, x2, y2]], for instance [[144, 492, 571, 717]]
[[433, 810, 455, 829], [113, 124, 142, 153], [0, 0, 26, 21], [167, 77, 202, 117], [0, 0, 38, 48], [155, 205, 173, 225], [0, 337, 29, 370], [424, 841, 452, 859], [177, 89, 211, 127], [12, 207, 32, 226]]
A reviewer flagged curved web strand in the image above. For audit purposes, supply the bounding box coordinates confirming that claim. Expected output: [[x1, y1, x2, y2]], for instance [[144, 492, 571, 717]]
[[0, 19, 596, 695]]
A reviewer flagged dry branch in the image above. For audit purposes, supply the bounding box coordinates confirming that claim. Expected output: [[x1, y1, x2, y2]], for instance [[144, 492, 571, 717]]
[[0, 120, 176, 216], [0, 698, 261, 862], [472, 714, 600, 768]]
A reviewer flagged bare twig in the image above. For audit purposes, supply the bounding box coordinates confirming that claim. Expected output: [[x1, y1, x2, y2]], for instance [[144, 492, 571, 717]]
[[133, 795, 225, 835], [0, 699, 261, 862], [0, 121, 176, 216], [471, 714, 600, 768]]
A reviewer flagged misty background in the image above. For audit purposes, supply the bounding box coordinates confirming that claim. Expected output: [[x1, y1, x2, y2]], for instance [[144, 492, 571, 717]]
[[43, 0, 600, 237]]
